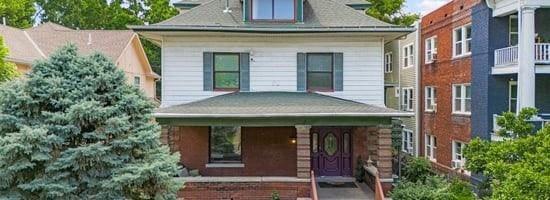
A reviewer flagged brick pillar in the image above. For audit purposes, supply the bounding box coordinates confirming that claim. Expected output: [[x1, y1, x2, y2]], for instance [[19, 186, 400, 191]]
[[295, 125, 311, 179], [376, 125, 393, 180]]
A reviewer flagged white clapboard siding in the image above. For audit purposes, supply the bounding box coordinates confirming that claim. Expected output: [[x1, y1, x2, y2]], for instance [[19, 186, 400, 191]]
[[161, 36, 384, 107]]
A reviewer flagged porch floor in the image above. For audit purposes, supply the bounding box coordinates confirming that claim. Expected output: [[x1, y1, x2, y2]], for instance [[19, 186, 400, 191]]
[[315, 177, 375, 200]]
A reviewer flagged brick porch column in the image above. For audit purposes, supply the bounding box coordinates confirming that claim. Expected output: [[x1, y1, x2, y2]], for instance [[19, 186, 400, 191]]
[[295, 125, 311, 179], [376, 124, 393, 180]]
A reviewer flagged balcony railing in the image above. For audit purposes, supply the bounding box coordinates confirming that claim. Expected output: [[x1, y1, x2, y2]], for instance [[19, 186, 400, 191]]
[[494, 43, 550, 66], [491, 113, 550, 141]]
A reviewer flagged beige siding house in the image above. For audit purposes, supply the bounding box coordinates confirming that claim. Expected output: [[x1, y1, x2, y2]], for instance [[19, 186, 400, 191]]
[[0, 23, 159, 100], [384, 22, 421, 156]]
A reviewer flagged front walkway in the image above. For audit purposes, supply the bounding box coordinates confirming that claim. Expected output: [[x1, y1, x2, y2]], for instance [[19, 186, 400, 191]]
[[315, 177, 375, 200]]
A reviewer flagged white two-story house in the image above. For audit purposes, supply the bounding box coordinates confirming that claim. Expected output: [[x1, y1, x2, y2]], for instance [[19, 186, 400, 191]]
[[131, 0, 413, 199]]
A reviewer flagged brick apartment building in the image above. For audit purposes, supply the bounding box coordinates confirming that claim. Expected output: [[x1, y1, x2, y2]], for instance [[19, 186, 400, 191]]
[[419, 0, 479, 176]]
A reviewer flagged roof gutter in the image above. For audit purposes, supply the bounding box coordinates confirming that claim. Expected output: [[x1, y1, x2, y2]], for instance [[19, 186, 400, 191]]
[[128, 25, 415, 33], [154, 112, 415, 118]]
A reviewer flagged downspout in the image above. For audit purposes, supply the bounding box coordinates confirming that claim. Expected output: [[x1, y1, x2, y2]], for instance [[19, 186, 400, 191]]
[[414, 20, 421, 157]]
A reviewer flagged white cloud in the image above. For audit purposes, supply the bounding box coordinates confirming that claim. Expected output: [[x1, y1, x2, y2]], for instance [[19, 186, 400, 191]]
[[419, 0, 449, 15]]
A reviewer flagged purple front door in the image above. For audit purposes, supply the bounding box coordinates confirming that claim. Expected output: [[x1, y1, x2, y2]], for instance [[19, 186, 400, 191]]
[[311, 127, 353, 176]]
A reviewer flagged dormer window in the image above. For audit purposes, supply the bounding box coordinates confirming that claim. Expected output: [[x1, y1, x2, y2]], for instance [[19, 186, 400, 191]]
[[252, 0, 295, 21]]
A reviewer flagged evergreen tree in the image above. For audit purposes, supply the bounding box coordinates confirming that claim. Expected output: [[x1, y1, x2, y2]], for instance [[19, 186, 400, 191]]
[[0, 45, 181, 199]]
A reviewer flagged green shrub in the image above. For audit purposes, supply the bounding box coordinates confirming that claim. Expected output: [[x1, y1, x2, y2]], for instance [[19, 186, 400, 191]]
[[403, 157, 432, 182]]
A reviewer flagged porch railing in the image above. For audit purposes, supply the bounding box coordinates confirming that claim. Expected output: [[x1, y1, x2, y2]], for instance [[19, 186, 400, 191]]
[[364, 164, 385, 200], [311, 171, 318, 200], [494, 43, 550, 66]]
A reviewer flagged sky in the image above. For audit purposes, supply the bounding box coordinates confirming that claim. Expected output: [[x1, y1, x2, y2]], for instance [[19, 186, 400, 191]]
[[404, 0, 450, 15]]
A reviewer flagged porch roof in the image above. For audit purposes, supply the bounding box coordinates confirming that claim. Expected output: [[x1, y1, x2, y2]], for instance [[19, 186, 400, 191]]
[[155, 92, 412, 118]]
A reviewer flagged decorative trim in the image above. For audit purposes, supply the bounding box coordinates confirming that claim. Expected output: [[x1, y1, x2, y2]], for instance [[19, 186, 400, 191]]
[[205, 163, 245, 168]]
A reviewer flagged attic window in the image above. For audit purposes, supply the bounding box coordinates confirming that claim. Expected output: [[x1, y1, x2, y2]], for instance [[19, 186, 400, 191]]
[[252, 0, 295, 20]]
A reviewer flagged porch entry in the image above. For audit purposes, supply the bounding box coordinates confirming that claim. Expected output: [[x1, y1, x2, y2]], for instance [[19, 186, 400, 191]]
[[311, 127, 353, 176]]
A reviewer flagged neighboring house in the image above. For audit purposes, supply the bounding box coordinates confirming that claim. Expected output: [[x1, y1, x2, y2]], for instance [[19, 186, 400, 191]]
[[471, 0, 550, 182], [131, 0, 413, 198], [0, 23, 159, 100], [384, 22, 421, 157], [419, 0, 476, 178]]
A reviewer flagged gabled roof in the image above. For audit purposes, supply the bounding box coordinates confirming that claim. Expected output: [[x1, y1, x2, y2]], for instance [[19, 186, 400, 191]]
[[155, 92, 412, 118], [130, 0, 412, 33], [0, 22, 158, 78]]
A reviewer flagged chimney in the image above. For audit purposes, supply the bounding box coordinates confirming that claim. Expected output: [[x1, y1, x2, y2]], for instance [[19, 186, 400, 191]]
[[87, 33, 92, 45]]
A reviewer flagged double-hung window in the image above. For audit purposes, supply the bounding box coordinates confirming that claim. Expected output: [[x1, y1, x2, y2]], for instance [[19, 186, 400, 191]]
[[403, 44, 414, 68], [509, 81, 517, 113], [452, 84, 471, 114], [425, 134, 437, 161], [214, 53, 240, 90], [252, 0, 295, 20], [133, 76, 141, 88], [509, 15, 518, 46], [210, 126, 242, 163], [453, 24, 472, 57], [425, 86, 437, 112], [402, 129, 414, 154], [307, 53, 333, 91], [402, 88, 414, 111], [425, 36, 438, 63], [452, 141, 465, 168], [384, 52, 393, 73]]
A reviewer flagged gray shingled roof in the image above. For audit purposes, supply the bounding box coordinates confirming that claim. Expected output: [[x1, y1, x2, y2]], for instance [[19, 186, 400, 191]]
[[131, 0, 412, 32], [155, 92, 412, 118]]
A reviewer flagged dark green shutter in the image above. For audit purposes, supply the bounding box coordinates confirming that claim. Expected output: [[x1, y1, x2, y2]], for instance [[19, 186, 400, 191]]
[[296, 0, 304, 22], [243, 0, 250, 22], [203, 52, 213, 91], [240, 53, 250, 91], [333, 53, 344, 91], [297, 53, 307, 91]]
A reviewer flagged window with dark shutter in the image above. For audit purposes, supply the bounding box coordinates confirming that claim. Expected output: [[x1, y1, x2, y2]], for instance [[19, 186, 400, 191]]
[[213, 53, 240, 91], [307, 53, 333, 91]]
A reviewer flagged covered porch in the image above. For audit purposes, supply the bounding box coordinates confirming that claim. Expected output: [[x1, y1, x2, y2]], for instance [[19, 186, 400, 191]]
[[155, 92, 411, 199]]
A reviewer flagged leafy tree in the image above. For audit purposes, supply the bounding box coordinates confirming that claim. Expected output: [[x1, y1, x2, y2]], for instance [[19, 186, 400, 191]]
[[465, 108, 550, 200], [366, 0, 419, 26], [0, 45, 181, 199], [0, 0, 35, 28], [0, 36, 18, 83], [402, 157, 432, 183]]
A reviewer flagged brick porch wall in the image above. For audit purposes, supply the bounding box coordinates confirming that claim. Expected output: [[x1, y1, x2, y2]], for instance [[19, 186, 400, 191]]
[[179, 182, 311, 200], [162, 126, 297, 176]]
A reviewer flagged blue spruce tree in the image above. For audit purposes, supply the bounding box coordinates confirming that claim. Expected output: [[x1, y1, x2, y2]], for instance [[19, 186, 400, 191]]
[[0, 45, 181, 199]]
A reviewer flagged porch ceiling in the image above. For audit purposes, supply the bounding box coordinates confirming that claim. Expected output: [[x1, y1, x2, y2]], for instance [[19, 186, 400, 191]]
[[155, 92, 411, 126]]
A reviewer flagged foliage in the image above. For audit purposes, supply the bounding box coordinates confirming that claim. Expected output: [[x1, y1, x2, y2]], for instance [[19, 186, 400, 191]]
[[495, 107, 538, 138], [271, 191, 280, 200], [366, 0, 419, 26], [402, 157, 432, 183], [464, 107, 550, 200], [391, 176, 475, 200], [0, 36, 18, 83], [391, 119, 403, 154], [0, 45, 181, 199], [0, 0, 35, 28]]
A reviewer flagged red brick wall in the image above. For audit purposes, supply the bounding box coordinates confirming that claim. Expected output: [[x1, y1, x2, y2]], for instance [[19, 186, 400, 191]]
[[352, 127, 368, 174], [166, 126, 297, 176], [179, 182, 311, 200], [419, 0, 479, 169]]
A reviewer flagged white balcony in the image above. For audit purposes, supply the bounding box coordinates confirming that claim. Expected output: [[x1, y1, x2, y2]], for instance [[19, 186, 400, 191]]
[[492, 43, 550, 74]]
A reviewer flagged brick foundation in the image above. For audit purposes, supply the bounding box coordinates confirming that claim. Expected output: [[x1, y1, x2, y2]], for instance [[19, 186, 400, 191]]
[[178, 182, 311, 200]]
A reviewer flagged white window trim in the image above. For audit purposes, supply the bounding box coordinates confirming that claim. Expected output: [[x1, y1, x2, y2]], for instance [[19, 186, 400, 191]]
[[401, 87, 414, 111], [425, 86, 436, 112], [451, 140, 466, 168], [425, 36, 438, 64], [509, 15, 518, 46], [402, 43, 414, 68], [452, 24, 472, 58], [384, 52, 393, 73], [402, 129, 414, 154], [509, 81, 517, 112], [452, 84, 471, 115], [425, 134, 436, 161]]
